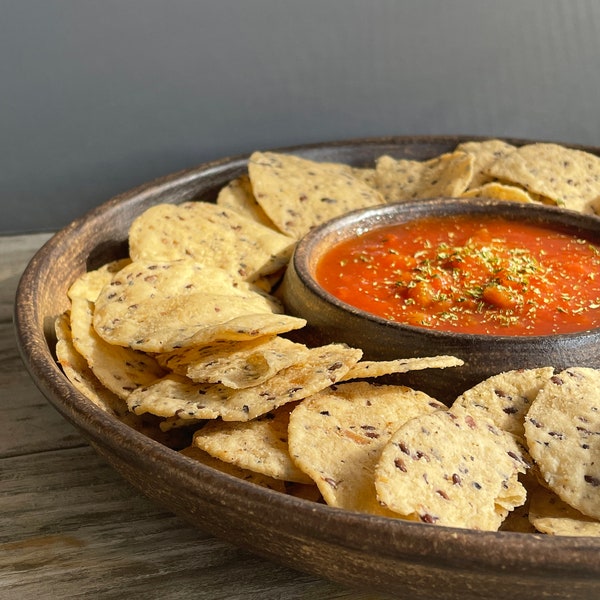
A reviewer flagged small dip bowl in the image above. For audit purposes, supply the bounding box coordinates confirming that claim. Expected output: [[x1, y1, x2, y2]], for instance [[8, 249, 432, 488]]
[[281, 197, 600, 403]]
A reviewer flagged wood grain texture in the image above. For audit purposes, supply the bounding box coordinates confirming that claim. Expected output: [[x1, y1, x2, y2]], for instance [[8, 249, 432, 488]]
[[1, 233, 381, 600]]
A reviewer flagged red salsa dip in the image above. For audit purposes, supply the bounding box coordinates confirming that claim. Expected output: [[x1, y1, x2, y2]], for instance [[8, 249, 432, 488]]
[[315, 214, 600, 336]]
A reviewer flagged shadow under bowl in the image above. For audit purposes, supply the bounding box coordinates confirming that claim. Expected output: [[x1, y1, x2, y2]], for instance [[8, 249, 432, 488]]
[[281, 197, 600, 403]]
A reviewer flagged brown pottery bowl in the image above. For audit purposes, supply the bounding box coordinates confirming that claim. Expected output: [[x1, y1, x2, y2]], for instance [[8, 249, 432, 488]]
[[14, 136, 600, 599], [281, 197, 600, 404]]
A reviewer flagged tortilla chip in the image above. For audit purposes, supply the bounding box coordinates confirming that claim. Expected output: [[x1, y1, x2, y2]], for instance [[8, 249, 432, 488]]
[[67, 259, 131, 303], [55, 312, 186, 447], [216, 174, 279, 229], [288, 381, 446, 515], [485, 143, 600, 213], [375, 407, 528, 530], [192, 402, 312, 483], [56, 312, 129, 416], [350, 167, 378, 188], [375, 151, 474, 202], [92, 259, 285, 352], [156, 336, 310, 389], [248, 151, 384, 239], [342, 355, 464, 381], [524, 367, 600, 520], [180, 313, 307, 347], [461, 182, 536, 203], [528, 480, 600, 536], [128, 201, 295, 283], [455, 139, 517, 188], [70, 296, 165, 398], [452, 367, 555, 440], [127, 343, 362, 422], [180, 445, 287, 491]]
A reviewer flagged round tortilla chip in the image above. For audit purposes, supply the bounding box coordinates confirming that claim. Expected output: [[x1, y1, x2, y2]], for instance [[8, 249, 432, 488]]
[[67, 259, 131, 303], [288, 381, 446, 516], [70, 297, 165, 398], [375, 151, 474, 202], [192, 403, 312, 483], [528, 479, 600, 537], [452, 367, 554, 440], [127, 343, 362, 422], [455, 139, 517, 189], [461, 182, 536, 203], [342, 355, 463, 381], [375, 407, 528, 530], [156, 336, 309, 389], [128, 201, 295, 283], [92, 259, 284, 352], [216, 174, 279, 229], [524, 367, 600, 520], [485, 143, 600, 214], [248, 151, 384, 239]]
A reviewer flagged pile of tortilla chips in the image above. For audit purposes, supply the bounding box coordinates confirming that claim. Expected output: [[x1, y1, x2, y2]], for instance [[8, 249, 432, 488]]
[[56, 139, 600, 535]]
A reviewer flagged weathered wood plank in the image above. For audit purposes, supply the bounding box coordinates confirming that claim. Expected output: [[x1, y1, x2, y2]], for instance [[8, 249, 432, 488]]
[[0, 233, 52, 323], [0, 233, 53, 280], [0, 446, 376, 600], [1, 320, 86, 458], [1, 234, 88, 456]]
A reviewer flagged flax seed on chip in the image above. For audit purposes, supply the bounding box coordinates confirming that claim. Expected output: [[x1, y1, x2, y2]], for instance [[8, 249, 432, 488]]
[[288, 381, 446, 516], [375, 407, 528, 530], [524, 367, 600, 520]]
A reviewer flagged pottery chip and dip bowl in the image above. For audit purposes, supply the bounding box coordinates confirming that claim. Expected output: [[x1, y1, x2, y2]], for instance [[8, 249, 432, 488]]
[[14, 136, 600, 599], [282, 196, 600, 403]]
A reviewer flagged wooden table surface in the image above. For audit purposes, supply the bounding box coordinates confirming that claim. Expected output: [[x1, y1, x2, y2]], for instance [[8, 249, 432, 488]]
[[1, 233, 386, 600]]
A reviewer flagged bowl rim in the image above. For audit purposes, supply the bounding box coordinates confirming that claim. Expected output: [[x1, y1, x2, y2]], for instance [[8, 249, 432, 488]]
[[13, 134, 600, 589], [291, 195, 600, 342]]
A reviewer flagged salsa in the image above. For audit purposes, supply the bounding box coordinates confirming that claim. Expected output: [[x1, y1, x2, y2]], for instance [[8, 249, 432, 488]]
[[315, 214, 600, 335]]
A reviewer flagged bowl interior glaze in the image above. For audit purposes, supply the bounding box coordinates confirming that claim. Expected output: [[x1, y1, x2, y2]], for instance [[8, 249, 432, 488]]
[[14, 136, 600, 599]]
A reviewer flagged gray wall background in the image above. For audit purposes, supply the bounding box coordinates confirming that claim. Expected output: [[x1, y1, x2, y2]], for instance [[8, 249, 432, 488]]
[[3, 0, 600, 234]]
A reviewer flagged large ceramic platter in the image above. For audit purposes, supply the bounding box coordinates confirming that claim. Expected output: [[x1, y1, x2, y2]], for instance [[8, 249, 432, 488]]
[[15, 136, 600, 599]]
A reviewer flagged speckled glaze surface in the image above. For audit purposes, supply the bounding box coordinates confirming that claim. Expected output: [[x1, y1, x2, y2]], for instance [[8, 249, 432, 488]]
[[282, 197, 600, 403], [14, 136, 600, 599]]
